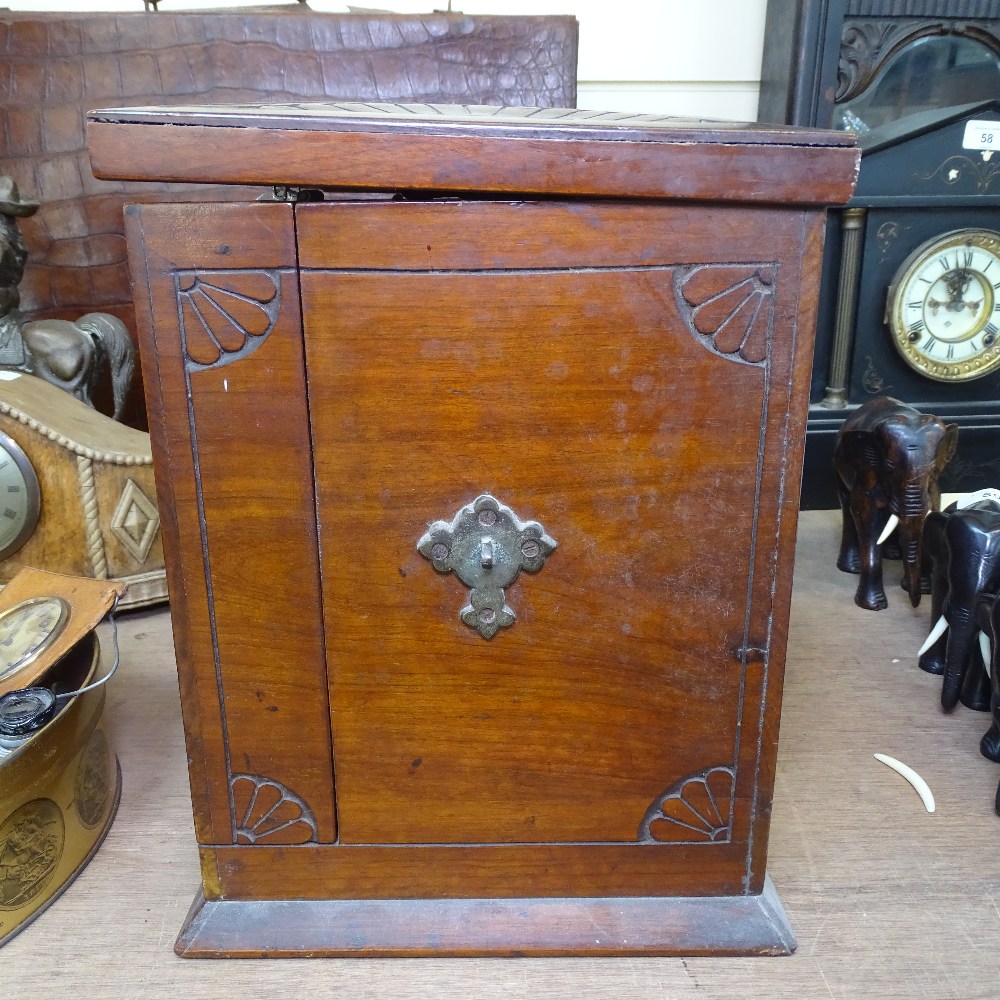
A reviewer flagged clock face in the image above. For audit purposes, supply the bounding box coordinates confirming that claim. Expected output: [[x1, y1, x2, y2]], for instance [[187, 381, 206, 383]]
[[887, 229, 1000, 382], [0, 429, 40, 560], [0, 596, 69, 684]]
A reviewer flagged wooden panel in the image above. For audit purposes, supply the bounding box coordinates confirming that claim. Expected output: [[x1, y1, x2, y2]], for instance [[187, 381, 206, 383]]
[[209, 839, 750, 901], [300, 200, 816, 892], [124, 202, 335, 846]]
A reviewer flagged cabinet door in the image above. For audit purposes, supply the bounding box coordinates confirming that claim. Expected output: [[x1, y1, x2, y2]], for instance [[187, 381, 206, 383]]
[[125, 202, 336, 847], [298, 200, 814, 864]]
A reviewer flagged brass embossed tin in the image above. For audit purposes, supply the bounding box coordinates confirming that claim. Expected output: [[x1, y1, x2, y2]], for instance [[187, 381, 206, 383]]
[[0, 633, 121, 947]]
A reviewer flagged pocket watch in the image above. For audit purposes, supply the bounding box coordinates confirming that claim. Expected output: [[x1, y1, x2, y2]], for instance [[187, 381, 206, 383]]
[[0, 568, 125, 703], [0, 596, 69, 689], [885, 228, 1000, 383]]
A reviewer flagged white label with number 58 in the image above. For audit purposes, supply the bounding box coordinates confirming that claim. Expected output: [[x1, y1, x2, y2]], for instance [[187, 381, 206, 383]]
[[963, 120, 1000, 150]]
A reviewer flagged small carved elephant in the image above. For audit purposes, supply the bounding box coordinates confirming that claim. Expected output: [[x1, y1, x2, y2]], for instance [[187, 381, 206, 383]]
[[919, 493, 1000, 712], [834, 396, 957, 611], [973, 591, 1000, 814]]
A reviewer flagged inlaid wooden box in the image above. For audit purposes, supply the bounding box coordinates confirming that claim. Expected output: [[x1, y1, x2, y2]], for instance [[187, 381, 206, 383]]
[[86, 104, 858, 957]]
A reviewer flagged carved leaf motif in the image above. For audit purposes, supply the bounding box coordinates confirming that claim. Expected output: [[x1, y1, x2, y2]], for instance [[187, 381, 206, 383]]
[[177, 270, 281, 371], [230, 773, 318, 845], [837, 20, 923, 104], [639, 766, 734, 844], [676, 265, 775, 365]]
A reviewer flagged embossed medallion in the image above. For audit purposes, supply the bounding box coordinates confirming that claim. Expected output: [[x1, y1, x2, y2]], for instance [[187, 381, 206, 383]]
[[417, 494, 557, 639], [0, 799, 64, 909], [74, 729, 112, 829]]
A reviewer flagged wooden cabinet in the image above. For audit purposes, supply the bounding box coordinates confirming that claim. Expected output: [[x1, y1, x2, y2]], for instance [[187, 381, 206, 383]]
[[86, 104, 858, 957]]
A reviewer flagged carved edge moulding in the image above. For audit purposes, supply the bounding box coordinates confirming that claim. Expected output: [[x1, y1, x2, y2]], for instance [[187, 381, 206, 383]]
[[838, 16, 1000, 107], [760, 0, 1000, 130]]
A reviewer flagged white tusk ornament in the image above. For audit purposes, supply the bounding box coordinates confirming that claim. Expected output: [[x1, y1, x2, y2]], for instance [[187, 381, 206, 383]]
[[981, 631, 992, 679], [918, 614, 948, 657], [877, 514, 900, 546], [874, 754, 935, 813]]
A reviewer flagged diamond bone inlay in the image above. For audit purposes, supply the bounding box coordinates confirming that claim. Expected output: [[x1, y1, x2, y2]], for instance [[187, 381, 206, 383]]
[[417, 494, 557, 639], [111, 479, 160, 564]]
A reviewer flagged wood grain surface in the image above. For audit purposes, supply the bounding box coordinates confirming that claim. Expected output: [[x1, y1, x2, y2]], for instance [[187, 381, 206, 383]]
[[4, 510, 999, 995], [86, 103, 859, 206], [120, 190, 828, 943]]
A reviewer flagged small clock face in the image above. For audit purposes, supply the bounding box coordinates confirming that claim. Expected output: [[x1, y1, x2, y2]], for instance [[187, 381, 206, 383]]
[[0, 596, 69, 684], [887, 229, 1000, 382], [0, 429, 40, 560]]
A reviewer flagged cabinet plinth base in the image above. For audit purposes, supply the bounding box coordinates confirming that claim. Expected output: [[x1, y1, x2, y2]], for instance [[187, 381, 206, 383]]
[[175, 875, 795, 958]]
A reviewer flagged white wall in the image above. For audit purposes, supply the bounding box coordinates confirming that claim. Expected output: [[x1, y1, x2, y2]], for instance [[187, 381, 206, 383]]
[[2, 1, 769, 120]]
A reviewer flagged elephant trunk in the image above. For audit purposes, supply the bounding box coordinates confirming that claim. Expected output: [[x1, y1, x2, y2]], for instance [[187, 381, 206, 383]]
[[942, 602, 978, 711], [898, 480, 928, 608]]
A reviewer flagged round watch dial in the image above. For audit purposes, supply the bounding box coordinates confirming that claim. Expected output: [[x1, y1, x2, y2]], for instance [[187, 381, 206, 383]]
[[0, 429, 40, 559], [0, 596, 69, 685], [887, 229, 1000, 382]]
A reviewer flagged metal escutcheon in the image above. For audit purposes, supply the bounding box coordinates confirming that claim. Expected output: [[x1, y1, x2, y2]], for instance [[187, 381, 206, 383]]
[[416, 494, 557, 639]]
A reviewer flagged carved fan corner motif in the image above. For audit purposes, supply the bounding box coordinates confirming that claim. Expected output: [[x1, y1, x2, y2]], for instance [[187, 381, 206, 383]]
[[675, 264, 776, 366], [176, 269, 281, 371], [639, 765, 735, 844], [230, 773, 318, 845]]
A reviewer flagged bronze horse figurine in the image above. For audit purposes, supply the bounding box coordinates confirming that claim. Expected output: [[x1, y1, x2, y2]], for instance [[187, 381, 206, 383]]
[[0, 178, 134, 420]]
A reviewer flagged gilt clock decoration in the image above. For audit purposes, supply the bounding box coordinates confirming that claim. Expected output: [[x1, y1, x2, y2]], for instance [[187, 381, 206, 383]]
[[886, 229, 1000, 383]]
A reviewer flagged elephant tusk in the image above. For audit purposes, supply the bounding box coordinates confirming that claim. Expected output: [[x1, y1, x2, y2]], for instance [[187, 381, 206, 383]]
[[873, 753, 936, 813], [877, 514, 899, 546], [917, 614, 948, 657], [981, 631, 992, 679]]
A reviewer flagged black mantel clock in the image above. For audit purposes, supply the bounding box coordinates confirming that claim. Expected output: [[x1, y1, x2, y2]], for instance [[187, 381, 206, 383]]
[[759, 1, 1000, 506]]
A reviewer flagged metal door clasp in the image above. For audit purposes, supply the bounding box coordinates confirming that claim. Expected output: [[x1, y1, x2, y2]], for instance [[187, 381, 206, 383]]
[[416, 494, 557, 639]]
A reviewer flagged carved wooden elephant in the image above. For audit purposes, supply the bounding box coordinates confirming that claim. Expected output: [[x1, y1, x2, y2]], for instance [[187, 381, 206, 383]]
[[973, 592, 1000, 814], [834, 396, 957, 611], [920, 494, 1000, 712]]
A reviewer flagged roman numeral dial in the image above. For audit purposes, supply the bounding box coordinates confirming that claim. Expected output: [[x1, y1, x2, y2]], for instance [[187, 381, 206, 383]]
[[0, 430, 40, 561], [888, 228, 1000, 382]]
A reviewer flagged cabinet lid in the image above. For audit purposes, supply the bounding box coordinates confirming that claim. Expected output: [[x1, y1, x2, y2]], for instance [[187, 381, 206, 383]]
[[87, 101, 859, 206]]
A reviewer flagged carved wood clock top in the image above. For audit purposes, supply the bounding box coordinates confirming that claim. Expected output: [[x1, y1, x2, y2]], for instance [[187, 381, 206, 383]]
[[87, 101, 859, 206]]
